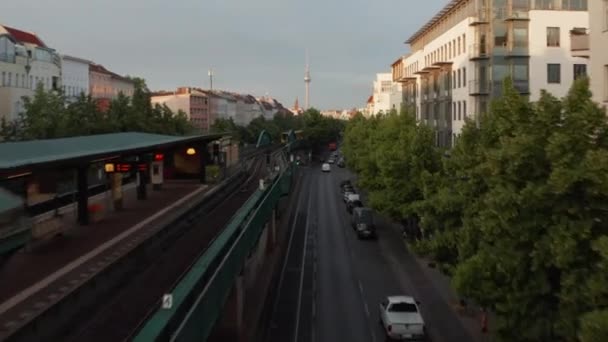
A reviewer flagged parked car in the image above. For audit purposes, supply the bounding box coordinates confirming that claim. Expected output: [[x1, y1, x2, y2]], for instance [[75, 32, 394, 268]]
[[345, 193, 360, 204], [351, 207, 376, 238], [340, 180, 352, 188], [379, 296, 426, 341], [347, 199, 363, 214], [328, 158, 335, 164], [322, 163, 331, 172], [337, 159, 345, 168]]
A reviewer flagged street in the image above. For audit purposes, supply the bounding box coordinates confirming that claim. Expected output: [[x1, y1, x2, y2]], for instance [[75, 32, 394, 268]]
[[266, 162, 476, 342]]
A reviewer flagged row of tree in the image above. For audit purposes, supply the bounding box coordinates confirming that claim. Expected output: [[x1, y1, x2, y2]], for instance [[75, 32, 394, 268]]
[[342, 79, 608, 342], [211, 108, 344, 149], [0, 78, 192, 141]]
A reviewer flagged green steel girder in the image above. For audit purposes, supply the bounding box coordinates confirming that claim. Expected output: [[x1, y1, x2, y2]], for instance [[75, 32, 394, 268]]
[[0, 227, 31, 256], [256, 130, 272, 148], [134, 165, 293, 342]]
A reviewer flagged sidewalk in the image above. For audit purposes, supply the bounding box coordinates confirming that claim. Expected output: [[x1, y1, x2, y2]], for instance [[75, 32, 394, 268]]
[[0, 180, 207, 304]]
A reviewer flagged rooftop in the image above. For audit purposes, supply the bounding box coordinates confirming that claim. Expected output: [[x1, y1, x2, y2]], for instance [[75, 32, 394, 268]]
[[2, 25, 47, 47], [388, 295, 416, 304], [0, 132, 224, 174], [406, 0, 463, 44], [0, 189, 22, 213]]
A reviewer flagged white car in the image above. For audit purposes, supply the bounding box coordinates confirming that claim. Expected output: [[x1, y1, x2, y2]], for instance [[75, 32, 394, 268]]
[[379, 296, 426, 341], [321, 163, 331, 172]]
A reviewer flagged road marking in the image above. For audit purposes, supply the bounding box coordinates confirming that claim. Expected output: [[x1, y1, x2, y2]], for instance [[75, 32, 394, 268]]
[[293, 189, 312, 342], [268, 175, 306, 334]]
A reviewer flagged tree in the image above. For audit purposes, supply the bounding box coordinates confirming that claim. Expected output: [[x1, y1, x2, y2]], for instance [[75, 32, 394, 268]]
[[414, 78, 608, 341], [0, 77, 194, 141]]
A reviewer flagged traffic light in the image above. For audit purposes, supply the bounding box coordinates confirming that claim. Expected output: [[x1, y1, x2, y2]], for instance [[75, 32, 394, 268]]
[[154, 153, 164, 161]]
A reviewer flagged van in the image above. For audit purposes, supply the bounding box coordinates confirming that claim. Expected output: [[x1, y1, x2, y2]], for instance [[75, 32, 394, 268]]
[[351, 207, 376, 239]]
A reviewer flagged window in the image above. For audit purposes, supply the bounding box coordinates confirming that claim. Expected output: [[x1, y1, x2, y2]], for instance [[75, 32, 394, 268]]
[[463, 34, 466, 53], [1, 72, 5, 86], [574, 64, 587, 80], [547, 27, 560, 47], [495, 23, 508, 48], [547, 64, 561, 83], [463, 67, 467, 86], [389, 302, 418, 313], [453, 71, 457, 89], [458, 102, 462, 120], [458, 37, 461, 55], [453, 102, 456, 120], [458, 69, 461, 88], [463, 101, 467, 118], [8, 72, 11, 87]]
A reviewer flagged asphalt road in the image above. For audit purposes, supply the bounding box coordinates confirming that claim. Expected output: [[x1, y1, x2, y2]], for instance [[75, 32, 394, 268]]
[[266, 161, 475, 342]]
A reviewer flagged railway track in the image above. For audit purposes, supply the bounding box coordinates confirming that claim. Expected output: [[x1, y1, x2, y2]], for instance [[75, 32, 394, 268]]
[[65, 157, 269, 342], [0, 152, 276, 342]]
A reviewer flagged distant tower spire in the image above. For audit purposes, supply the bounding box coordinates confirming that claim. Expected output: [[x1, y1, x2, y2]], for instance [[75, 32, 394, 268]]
[[304, 49, 311, 110], [294, 97, 300, 111]]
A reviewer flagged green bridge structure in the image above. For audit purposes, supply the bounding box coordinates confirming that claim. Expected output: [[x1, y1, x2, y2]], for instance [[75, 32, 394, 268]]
[[134, 130, 303, 341]]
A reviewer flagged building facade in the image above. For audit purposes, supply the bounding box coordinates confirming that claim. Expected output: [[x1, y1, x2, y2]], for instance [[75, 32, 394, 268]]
[[370, 73, 403, 115], [392, 0, 589, 147], [151, 87, 212, 131], [61, 55, 91, 102], [89, 63, 134, 111], [589, 0, 608, 105], [0, 25, 61, 121]]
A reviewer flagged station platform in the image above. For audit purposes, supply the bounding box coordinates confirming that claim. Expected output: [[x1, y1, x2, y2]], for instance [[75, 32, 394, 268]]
[[0, 180, 207, 305]]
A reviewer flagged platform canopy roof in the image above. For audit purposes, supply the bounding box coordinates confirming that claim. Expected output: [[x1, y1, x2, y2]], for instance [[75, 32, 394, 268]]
[[0, 188, 22, 212], [0, 132, 226, 176]]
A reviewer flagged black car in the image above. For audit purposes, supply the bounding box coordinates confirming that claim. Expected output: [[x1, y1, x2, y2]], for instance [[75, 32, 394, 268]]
[[342, 185, 355, 195], [340, 180, 352, 188], [347, 200, 363, 213], [337, 160, 345, 168], [351, 207, 376, 239]]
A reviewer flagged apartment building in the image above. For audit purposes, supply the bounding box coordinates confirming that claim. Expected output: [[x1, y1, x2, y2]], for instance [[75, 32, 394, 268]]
[[89, 63, 134, 112], [61, 55, 91, 103], [151, 87, 212, 131], [589, 0, 608, 105], [368, 73, 403, 115], [0, 25, 61, 121], [392, 0, 589, 147]]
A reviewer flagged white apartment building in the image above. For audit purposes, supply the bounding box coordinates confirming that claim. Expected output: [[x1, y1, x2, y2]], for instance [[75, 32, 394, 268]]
[[367, 73, 403, 115], [61, 55, 91, 102], [392, 0, 589, 147], [589, 0, 608, 105], [0, 25, 61, 122]]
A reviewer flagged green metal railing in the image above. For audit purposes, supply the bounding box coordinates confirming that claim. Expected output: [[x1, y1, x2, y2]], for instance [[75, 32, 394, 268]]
[[134, 159, 293, 342]]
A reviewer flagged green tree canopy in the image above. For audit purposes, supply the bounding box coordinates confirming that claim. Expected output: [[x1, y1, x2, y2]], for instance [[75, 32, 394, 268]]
[[342, 78, 608, 341], [0, 78, 193, 141]]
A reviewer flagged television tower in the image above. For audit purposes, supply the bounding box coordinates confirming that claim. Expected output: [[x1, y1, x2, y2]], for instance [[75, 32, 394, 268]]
[[304, 50, 311, 109]]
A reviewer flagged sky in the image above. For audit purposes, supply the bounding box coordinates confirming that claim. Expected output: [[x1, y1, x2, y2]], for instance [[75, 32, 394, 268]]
[[1, 0, 446, 110]]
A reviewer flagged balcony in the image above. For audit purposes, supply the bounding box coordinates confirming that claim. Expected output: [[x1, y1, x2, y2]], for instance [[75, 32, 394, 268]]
[[469, 80, 491, 96], [506, 6, 530, 20], [0, 53, 16, 64], [469, 43, 490, 60], [470, 8, 490, 26], [513, 80, 530, 94], [570, 30, 590, 58]]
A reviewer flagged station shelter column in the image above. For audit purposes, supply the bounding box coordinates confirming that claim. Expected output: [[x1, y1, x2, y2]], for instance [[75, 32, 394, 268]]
[[136, 156, 148, 200], [76, 165, 89, 225]]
